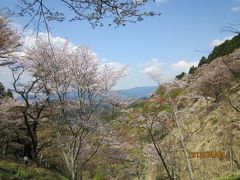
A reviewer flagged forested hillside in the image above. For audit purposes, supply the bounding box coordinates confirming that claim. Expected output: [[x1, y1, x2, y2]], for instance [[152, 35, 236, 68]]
[[177, 33, 240, 80], [0, 1, 240, 180], [115, 48, 240, 179], [1, 41, 240, 180]]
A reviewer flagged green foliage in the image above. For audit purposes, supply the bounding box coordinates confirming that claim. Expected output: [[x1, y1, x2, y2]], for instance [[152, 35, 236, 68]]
[[194, 34, 240, 73], [188, 66, 197, 75], [198, 56, 207, 67], [0, 159, 68, 180], [0, 82, 13, 98], [15, 167, 35, 179], [93, 172, 107, 180], [112, 120, 121, 129], [156, 85, 167, 96], [176, 72, 186, 80], [207, 34, 240, 63], [0, 82, 5, 97], [169, 88, 183, 98], [211, 118, 218, 125], [101, 114, 114, 123], [5, 89, 13, 98], [141, 102, 172, 116], [142, 102, 160, 113], [127, 101, 146, 109], [217, 171, 240, 180], [159, 104, 172, 113]]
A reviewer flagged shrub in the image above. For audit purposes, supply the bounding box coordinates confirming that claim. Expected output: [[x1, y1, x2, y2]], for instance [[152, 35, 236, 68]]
[[188, 66, 197, 74], [198, 56, 207, 67], [176, 72, 186, 80]]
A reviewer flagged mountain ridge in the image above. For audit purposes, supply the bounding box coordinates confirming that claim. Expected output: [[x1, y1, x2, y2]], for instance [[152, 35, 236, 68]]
[[118, 86, 158, 99]]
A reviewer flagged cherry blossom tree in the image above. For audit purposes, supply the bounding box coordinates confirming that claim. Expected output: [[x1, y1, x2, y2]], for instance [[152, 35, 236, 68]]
[[18, 38, 126, 179], [0, 14, 20, 64], [197, 58, 234, 102]]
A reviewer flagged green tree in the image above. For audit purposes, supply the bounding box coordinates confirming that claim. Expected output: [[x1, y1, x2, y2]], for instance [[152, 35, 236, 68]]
[[0, 82, 13, 98], [0, 82, 5, 97], [188, 66, 196, 75], [176, 72, 186, 80], [198, 56, 207, 67], [207, 34, 240, 63], [5, 89, 13, 98]]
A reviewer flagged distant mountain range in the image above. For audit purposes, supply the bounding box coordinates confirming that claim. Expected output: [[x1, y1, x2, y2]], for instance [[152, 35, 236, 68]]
[[118, 86, 158, 99], [15, 86, 158, 101]]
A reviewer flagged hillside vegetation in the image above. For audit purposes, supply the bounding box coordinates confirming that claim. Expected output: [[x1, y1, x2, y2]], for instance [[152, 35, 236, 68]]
[[110, 48, 240, 179], [1, 13, 240, 179], [1, 48, 240, 180], [0, 159, 67, 180], [1, 46, 240, 180], [1, 1, 240, 179], [177, 33, 240, 79]]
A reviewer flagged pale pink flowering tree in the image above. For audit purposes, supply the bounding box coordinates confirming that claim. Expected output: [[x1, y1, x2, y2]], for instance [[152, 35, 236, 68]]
[[14, 38, 126, 179]]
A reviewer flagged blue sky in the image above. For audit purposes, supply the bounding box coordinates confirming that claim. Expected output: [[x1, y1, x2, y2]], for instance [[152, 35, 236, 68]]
[[1, 0, 240, 89]]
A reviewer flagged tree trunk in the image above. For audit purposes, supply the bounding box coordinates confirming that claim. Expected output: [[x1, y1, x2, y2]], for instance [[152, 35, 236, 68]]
[[230, 145, 234, 171], [24, 144, 32, 159], [32, 121, 39, 162], [174, 112, 195, 180], [32, 141, 38, 161], [149, 129, 173, 180], [78, 167, 83, 180], [23, 112, 39, 161], [2, 143, 7, 156], [71, 171, 76, 180]]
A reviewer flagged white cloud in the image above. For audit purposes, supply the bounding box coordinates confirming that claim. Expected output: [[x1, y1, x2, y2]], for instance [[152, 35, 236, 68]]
[[23, 33, 127, 76], [101, 58, 108, 62], [103, 62, 128, 76], [1, 31, 128, 90], [155, 0, 167, 4], [170, 60, 198, 72], [10, 22, 23, 33], [23, 32, 76, 49], [143, 58, 161, 75], [142, 58, 163, 84], [9, 22, 34, 37], [10, 32, 80, 64], [0, 66, 13, 89], [133, 0, 166, 4], [132, 0, 143, 3], [210, 36, 234, 47], [232, 6, 240, 12], [0, 65, 32, 91]]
